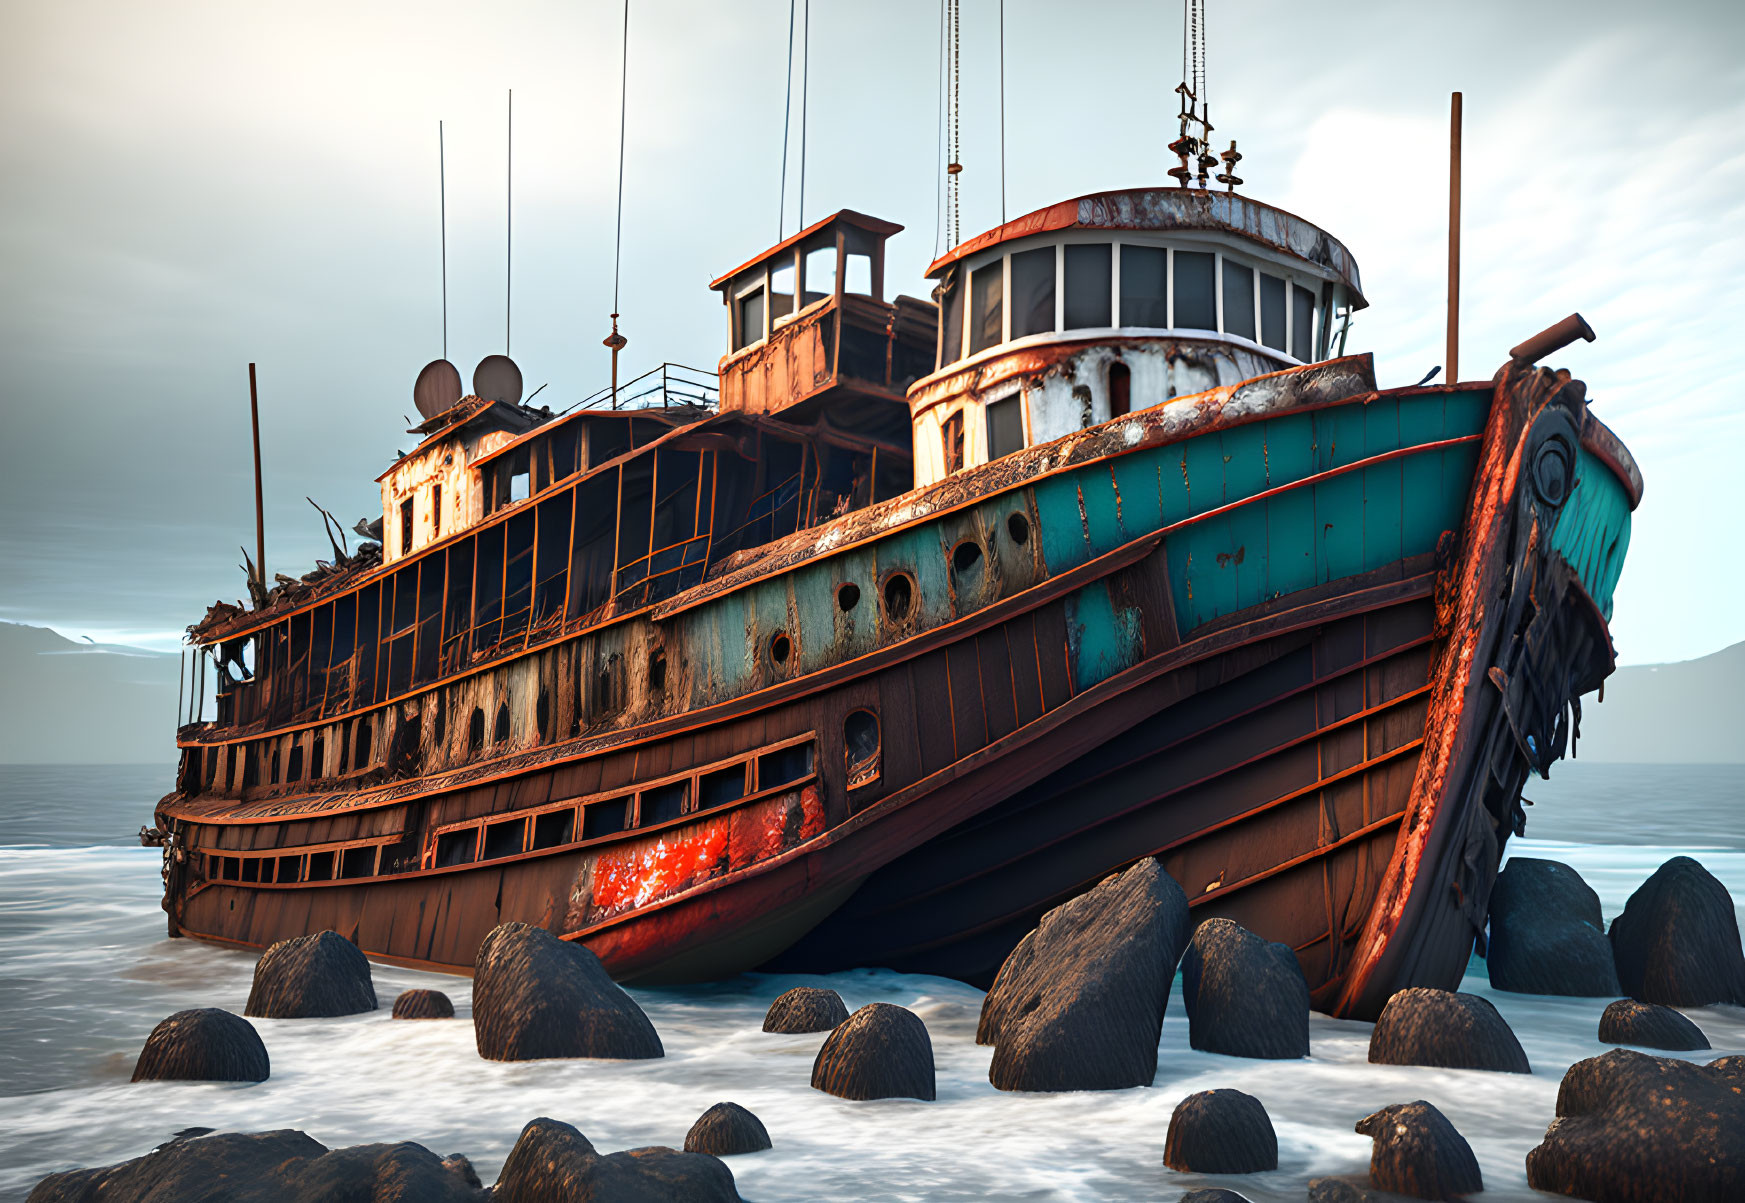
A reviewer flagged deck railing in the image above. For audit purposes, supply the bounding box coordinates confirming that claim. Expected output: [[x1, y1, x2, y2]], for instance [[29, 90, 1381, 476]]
[[565, 362, 720, 413]]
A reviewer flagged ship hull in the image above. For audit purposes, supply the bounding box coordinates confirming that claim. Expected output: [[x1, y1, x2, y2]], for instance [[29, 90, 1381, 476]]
[[161, 359, 1634, 1019]]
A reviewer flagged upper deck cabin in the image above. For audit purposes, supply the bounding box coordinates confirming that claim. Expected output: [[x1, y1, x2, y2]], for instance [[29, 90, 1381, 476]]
[[712, 210, 938, 448], [907, 187, 1368, 488]]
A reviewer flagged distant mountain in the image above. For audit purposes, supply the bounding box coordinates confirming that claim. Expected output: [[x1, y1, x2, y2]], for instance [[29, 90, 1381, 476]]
[[1576, 641, 1745, 764], [0, 622, 179, 764]]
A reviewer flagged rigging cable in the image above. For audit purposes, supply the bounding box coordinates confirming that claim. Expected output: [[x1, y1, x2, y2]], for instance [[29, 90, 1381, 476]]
[[798, 0, 810, 227], [999, 0, 1006, 224], [778, 0, 796, 241], [605, 0, 632, 404], [946, 0, 961, 247], [933, 0, 946, 260], [507, 89, 512, 354], [439, 120, 447, 360]]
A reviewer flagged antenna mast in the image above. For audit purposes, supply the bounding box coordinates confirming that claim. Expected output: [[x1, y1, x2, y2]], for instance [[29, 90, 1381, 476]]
[[506, 89, 513, 355], [1170, 0, 1241, 190], [247, 363, 266, 608], [945, 0, 961, 247]]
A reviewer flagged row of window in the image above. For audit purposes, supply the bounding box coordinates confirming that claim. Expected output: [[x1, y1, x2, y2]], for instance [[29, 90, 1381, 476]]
[[940, 241, 1324, 369], [198, 734, 826, 888]]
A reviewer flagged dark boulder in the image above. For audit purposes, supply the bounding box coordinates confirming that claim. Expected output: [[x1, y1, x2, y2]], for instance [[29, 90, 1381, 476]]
[[1487, 857, 1620, 996], [1162, 1089, 1277, 1173], [977, 857, 1190, 1091], [1609, 856, 1745, 1007], [131, 1008, 269, 1083], [762, 986, 849, 1033], [1180, 918, 1310, 1059], [26, 1130, 488, 1202], [1367, 988, 1529, 1073], [1307, 1179, 1433, 1203], [1354, 1101, 1481, 1200], [1179, 1191, 1255, 1203], [492, 1117, 738, 1203], [684, 1102, 771, 1156], [472, 922, 662, 1061], [1598, 998, 1709, 1051], [391, 988, 455, 1020], [244, 930, 376, 1019], [811, 1002, 935, 1101], [1525, 1048, 1745, 1202]]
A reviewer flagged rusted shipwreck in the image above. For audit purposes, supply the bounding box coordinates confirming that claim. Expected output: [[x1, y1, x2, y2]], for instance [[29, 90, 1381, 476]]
[[151, 189, 1638, 1018]]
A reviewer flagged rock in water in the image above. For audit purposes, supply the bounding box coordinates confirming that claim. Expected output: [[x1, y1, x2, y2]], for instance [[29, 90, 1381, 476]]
[[1609, 856, 1745, 1007], [1598, 998, 1709, 1051], [1367, 988, 1530, 1073], [1525, 1048, 1745, 1202], [244, 930, 376, 1019], [977, 858, 1190, 1091], [492, 1117, 738, 1203], [1486, 858, 1620, 996], [762, 986, 849, 1033], [1354, 1101, 1482, 1200], [684, 1102, 771, 1156], [1180, 918, 1310, 1059], [1179, 1191, 1255, 1203], [391, 988, 455, 1019], [1162, 1089, 1277, 1173], [131, 1008, 269, 1083], [26, 1130, 488, 1202], [472, 922, 662, 1061], [811, 1003, 935, 1101], [1307, 1178, 1437, 1203]]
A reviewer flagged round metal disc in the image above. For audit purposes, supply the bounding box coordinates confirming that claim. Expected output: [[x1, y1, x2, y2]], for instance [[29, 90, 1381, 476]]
[[473, 355, 524, 406], [413, 359, 464, 419]]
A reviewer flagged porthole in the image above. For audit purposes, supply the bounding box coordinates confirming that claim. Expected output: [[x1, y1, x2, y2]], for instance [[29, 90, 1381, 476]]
[[494, 702, 510, 744], [649, 648, 668, 691], [770, 631, 792, 665], [1007, 511, 1030, 545], [952, 540, 983, 575], [837, 582, 861, 612], [882, 572, 915, 623]]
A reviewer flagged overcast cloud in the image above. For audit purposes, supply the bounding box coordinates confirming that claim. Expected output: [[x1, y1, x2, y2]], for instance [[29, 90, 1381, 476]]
[[2, 0, 1740, 663]]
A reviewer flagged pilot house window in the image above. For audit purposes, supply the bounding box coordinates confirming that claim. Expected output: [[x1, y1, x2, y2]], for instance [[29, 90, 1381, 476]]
[[942, 410, 965, 475], [1010, 247, 1055, 339], [1174, 251, 1217, 330], [1063, 243, 1112, 329], [400, 498, 414, 555], [735, 286, 765, 351], [986, 395, 1024, 461], [1119, 245, 1168, 327], [969, 261, 1004, 355]]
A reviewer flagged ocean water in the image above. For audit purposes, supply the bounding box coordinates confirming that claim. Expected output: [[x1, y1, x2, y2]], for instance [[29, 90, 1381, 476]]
[[0, 762, 1741, 1201]]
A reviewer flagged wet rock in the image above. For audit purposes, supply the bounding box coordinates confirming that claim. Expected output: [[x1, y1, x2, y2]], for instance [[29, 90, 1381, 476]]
[[1307, 1178, 1430, 1203], [1525, 1048, 1745, 1202], [811, 1002, 935, 1101], [1162, 1089, 1277, 1173], [684, 1102, 771, 1156], [492, 1117, 738, 1203], [472, 922, 662, 1061], [26, 1130, 488, 1202], [244, 930, 377, 1019], [1609, 856, 1745, 1007], [762, 986, 849, 1033], [131, 1008, 269, 1083], [1486, 857, 1620, 996], [1367, 988, 1529, 1073], [1598, 998, 1709, 1051], [1180, 918, 1310, 1059], [442, 1154, 483, 1188], [1710, 1054, 1745, 1079], [1179, 1191, 1255, 1203], [391, 988, 455, 1019], [977, 858, 1190, 1091], [1354, 1101, 1482, 1200]]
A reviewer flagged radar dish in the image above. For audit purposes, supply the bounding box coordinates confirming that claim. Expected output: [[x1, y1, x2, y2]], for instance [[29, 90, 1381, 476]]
[[413, 359, 464, 419], [473, 355, 524, 406]]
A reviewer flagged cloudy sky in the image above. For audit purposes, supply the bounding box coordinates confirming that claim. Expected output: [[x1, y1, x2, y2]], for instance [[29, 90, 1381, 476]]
[[2, 0, 1740, 665]]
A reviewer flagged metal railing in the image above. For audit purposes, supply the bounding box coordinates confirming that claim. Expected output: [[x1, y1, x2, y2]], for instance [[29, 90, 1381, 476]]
[[564, 362, 720, 414]]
